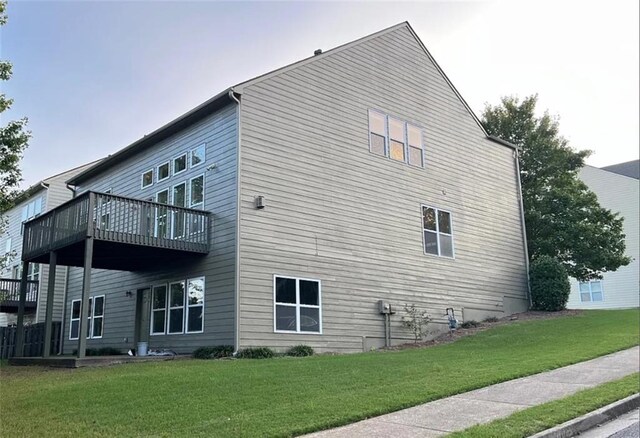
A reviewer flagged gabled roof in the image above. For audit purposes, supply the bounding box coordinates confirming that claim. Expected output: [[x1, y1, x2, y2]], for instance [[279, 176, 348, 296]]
[[68, 22, 513, 185], [601, 160, 639, 180]]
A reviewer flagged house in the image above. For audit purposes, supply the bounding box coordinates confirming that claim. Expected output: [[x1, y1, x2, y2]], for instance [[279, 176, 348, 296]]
[[0, 162, 98, 328], [567, 161, 639, 309], [14, 22, 530, 358]]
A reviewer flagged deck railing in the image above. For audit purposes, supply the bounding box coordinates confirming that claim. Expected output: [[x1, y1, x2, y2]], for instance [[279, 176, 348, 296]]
[[22, 191, 210, 261], [0, 279, 38, 308]]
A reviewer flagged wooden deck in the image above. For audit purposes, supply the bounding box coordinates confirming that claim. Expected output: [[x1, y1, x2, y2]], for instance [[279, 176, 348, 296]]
[[0, 279, 38, 313]]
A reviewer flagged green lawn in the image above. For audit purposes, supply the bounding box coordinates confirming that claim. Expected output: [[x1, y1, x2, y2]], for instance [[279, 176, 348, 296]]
[[451, 372, 640, 438], [0, 310, 638, 437]]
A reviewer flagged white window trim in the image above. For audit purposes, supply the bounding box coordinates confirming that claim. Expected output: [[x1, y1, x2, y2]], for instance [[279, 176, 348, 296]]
[[155, 188, 171, 238], [190, 143, 206, 168], [189, 174, 205, 208], [167, 280, 186, 334], [69, 299, 81, 340], [68, 295, 105, 340], [141, 169, 154, 189], [91, 295, 105, 339], [368, 109, 425, 168], [273, 275, 322, 335], [579, 280, 605, 302], [171, 182, 187, 239], [157, 161, 171, 183], [186, 277, 205, 334], [150, 284, 168, 336], [421, 205, 455, 259], [173, 153, 188, 176]]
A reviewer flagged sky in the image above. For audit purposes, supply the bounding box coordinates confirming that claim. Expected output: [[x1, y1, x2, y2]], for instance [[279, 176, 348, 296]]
[[1, 0, 638, 188]]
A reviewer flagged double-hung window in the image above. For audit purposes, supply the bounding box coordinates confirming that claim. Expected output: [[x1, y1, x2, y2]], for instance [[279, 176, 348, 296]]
[[579, 280, 604, 302], [186, 277, 204, 333], [368, 109, 424, 168], [168, 281, 185, 334], [422, 206, 454, 258], [274, 276, 321, 334], [69, 296, 105, 340], [151, 285, 168, 335]]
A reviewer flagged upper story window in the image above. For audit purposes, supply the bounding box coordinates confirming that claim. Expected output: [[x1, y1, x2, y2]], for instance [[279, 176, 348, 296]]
[[190, 175, 204, 208], [21, 197, 43, 222], [274, 276, 321, 334], [368, 110, 424, 168], [579, 280, 604, 302], [157, 162, 170, 182], [191, 144, 206, 168], [141, 169, 154, 188], [173, 153, 187, 175], [422, 206, 454, 258]]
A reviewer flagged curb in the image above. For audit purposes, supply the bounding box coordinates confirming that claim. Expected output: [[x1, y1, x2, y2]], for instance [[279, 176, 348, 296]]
[[529, 393, 640, 438]]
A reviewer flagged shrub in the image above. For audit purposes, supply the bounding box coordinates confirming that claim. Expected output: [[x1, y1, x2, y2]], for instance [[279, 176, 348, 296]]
[[286, 345, 314, 357], [401, 303, 432, 343], [236, 347, 275, 359], [193, 345, 234, 360], [460, 320, 481, 329], [530, 255, 571, 311], [484, 316, 499, 323]]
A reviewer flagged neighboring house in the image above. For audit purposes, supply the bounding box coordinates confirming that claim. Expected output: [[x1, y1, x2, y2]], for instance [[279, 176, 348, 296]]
[[0, 162, 98, 327], [567, 161, 640, 309], [17, 22, 530, 357]]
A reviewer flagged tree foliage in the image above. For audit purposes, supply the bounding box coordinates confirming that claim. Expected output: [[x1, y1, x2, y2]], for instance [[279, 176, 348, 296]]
[[529, 255, 570, 311], [482, 95, 630, 281], [0, 0, 31, 269]]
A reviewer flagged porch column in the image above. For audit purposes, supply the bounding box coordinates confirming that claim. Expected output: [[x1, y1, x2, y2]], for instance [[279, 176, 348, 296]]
[[15, 260, 30, 357], [43, 251, 57, 357], [76, 238, 94, 358]]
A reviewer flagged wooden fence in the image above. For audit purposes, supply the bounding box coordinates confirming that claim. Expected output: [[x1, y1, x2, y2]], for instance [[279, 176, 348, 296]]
[[0, 321, 62, 359]]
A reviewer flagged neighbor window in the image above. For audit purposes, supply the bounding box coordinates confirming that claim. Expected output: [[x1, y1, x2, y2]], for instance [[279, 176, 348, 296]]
[[150, 277, 205, 335], [4, 238, 11, 254], [157, 162, 170, 182], [274, 276, 321, 334], [173, 153, 187, 175], [69, 296, 105, 340], [579, 280, 604, 302], [21, 197, 43, 222], [422, 206, 454, 258], [190, 175, 204, 207], [191, 144, 206, 167], [141, 170, 154, 188], [368, 109, 424, 168], [12, 265, 20, 280], [27, 263, 40, 282]]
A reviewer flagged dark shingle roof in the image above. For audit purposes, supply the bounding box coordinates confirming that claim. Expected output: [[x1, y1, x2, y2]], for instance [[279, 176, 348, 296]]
[[601, 160, 640, 179]]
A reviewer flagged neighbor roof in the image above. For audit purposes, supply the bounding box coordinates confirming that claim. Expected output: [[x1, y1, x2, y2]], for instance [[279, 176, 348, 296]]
[[601, 160, 639, 180], [68, 22, 513, 186]]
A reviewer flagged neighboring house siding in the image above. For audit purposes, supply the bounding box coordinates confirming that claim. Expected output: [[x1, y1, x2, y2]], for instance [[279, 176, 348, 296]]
[[236, 25, 528, 352], [62, 105, 238, 354], [567, 166, 640, 309]]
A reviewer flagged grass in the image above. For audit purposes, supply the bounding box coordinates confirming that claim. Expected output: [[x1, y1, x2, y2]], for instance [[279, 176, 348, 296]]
[[450, 372, 640, 437], [0, 309, 637, 437]]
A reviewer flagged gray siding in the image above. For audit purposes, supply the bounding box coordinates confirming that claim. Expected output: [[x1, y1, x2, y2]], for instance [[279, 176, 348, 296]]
[[236, 24, 528, 352], [62, 104, 238, 354]]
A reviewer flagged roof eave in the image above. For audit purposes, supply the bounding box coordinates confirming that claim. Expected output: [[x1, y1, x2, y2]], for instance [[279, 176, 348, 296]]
[[487, 135, 519, 150]]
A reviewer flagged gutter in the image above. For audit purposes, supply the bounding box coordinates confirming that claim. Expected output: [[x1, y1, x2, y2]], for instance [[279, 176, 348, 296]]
[[229, 89, 242, 354], [514, 149, 532, 308]]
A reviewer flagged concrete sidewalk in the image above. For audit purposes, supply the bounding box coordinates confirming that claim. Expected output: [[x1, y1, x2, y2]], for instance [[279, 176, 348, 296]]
[[306, 346, 640, 437]]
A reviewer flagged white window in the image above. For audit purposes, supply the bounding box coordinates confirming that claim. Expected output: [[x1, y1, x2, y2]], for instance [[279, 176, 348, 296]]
[[27, 264, 40, 282], [368, 109, 424, 168], [189, 175, 204, 208], [151, 285, 168, 335], [150, 277, 205, 335], [422, 206, 454, 258], [172, 182, 187, 238], [190, 144, 206, 167], [21, 197, 43, 223], [4, 238, 11, 254], [157, 162, 170, 182], [173, 154, 187, 175], [141, 169, 154, 188], [579, 280, 604, 302], [155, 189, 170, 239], [274, 276, 321, 334], [69, 296, 105, 340]]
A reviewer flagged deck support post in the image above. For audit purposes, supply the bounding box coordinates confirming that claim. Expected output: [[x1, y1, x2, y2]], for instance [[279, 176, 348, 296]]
[[15, 260, 30, 357], [43, 251, 57, 357], [77, 238, 94, 359]]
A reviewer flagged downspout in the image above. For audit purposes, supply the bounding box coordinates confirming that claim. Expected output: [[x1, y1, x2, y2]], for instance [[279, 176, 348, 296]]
[[33, 182, 49, 324], [59, 183, 77, 354], [229, 89, 242, 354], [514, 149, 532, 308]]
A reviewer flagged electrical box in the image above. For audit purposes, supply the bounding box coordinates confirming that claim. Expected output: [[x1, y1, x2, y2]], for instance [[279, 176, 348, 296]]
[[378, 300, 392, 314]]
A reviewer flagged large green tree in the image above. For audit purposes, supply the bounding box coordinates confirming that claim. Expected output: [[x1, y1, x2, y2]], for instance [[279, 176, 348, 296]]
[[0, 0, 31, 270], [482, 95, 630, 281]]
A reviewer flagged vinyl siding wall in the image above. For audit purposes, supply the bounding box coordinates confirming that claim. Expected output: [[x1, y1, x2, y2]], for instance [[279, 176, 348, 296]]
[[236, 25, 528, 353], [567, 166, 640, 309], [62, 104, 238, 354]]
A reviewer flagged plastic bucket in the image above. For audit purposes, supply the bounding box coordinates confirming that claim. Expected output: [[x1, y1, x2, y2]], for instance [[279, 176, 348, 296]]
[[137, 342, 148, 356]]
